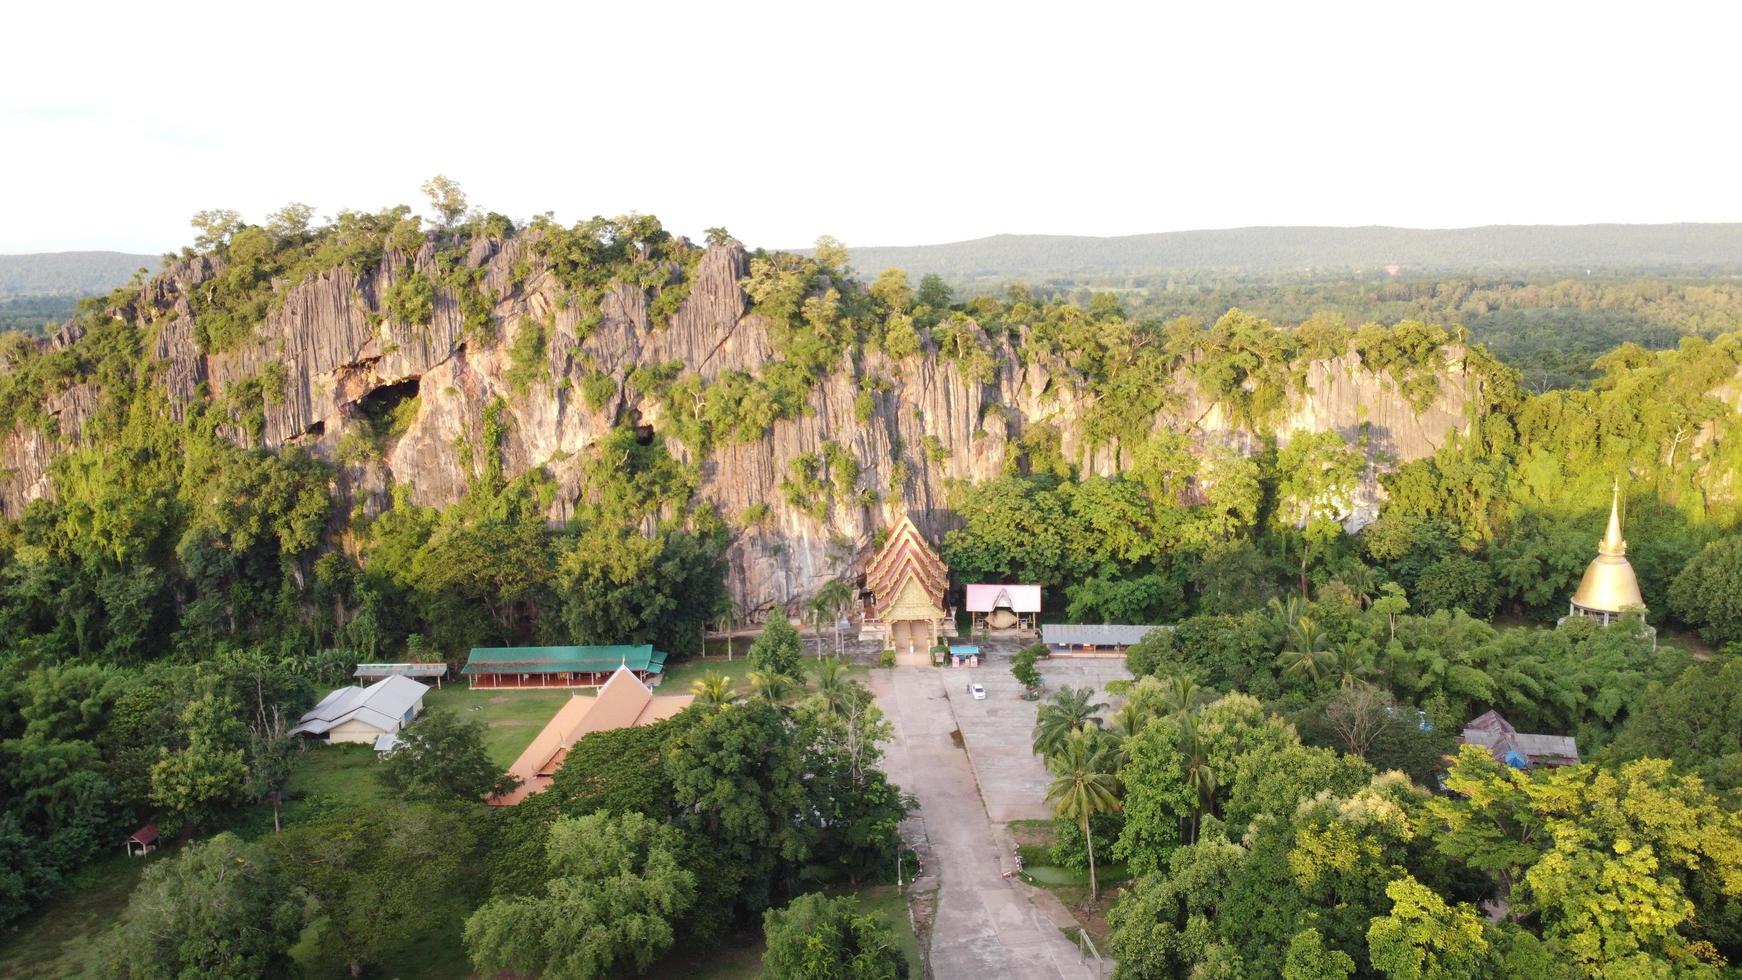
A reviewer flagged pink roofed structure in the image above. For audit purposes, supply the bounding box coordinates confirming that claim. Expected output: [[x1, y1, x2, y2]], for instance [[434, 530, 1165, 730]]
[[964, 584, 1041, 632], [488, 665, 693, 806]]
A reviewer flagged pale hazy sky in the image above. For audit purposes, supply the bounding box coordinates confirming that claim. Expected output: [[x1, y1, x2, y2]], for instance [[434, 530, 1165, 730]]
[[3, 0, 1739, 254]]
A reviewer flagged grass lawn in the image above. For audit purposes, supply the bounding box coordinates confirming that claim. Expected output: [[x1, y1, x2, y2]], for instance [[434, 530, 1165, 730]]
[[643, 883, 921, 980], [659, 654, 871, 699], [422, 684, 579, 766], [0, 854, 154, 979]]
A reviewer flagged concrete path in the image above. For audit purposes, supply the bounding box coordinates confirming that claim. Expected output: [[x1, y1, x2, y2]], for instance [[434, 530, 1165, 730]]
[[873, 667, 1099, 980]]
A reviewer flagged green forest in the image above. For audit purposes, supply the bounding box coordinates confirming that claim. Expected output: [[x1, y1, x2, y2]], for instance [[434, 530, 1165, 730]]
[[2, 192, 1742, 978]]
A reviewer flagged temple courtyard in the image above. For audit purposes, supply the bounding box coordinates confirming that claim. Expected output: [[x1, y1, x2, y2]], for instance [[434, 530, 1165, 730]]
[[871, 655, 1129, 979]]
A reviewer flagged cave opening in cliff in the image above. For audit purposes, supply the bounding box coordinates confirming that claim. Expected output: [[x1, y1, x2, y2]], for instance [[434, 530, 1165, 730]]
[[357, 377, 421, 443], [634, 424, 654, 446]]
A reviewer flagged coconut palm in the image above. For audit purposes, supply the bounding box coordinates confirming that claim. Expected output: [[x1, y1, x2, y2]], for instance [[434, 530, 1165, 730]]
[[1158, 673, 1210, 718], [1177, 714, 1218, 844], [1045, 727, 1122, 900], [1105, 701, 1153, 769], [690, 672, 736, 710], [1276, 618, 1332, 685], [1032, 686, 1110, 759], [1328, 642, 1375, 689], [1264, 596, 1305, 650], [812, 657, 850, 716], [714, 596, 743, 661], [809, 578, 855, 657], [748, 669, 794, 705]]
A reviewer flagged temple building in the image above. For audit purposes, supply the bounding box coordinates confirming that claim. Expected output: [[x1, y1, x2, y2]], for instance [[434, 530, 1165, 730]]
[[488, 666, 693, 806], [1567, 484, 1646, 625], [862, 515, 951, 660]]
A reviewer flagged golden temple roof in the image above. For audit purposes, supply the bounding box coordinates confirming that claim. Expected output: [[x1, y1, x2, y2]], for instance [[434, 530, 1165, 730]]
[[1570, 483, 1646, 614]]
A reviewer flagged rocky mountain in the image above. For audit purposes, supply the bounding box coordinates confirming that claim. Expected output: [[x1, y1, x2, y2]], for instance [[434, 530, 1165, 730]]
[[1, 231, 1488, 615]]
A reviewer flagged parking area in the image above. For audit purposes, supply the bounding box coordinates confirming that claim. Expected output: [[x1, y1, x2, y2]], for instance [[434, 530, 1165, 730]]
[[941, 657, 1132, 822]]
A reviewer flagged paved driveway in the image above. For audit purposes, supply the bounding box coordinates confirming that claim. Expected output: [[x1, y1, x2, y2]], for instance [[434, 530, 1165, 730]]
[[874, 665, 1106, 980], [943, 658, 1133, 822]]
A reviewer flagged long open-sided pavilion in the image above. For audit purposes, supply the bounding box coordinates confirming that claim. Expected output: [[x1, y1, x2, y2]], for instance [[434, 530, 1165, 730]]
[[460, 644, 668, 689]]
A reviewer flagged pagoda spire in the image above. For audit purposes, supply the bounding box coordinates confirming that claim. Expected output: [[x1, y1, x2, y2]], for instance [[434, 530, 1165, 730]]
[[1599, 481, 1626, 557]]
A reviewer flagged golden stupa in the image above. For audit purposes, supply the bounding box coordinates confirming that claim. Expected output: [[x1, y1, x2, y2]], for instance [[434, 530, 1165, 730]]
[[1568, 483, 1645, 622]]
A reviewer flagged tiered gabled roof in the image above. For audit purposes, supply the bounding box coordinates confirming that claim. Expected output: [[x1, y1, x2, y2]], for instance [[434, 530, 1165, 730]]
[[865, 515, 948, 617], [489, 666, 693, 806]]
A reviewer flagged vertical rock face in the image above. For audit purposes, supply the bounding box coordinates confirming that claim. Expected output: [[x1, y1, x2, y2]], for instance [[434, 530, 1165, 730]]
[[0, 237, 1481, 612]]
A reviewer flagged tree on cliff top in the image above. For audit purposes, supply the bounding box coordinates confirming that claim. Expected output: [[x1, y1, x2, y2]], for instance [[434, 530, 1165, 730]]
[[421, 174, 468, 226]]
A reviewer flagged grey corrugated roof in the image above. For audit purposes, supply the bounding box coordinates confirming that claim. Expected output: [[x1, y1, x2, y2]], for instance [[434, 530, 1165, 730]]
[[355, 663, 448, 678], [1042, 624, 1163, 647], [290, 675, 427, 736]]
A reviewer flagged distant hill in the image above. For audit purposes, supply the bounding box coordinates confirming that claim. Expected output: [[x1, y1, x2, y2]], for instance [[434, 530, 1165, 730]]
[[839, 225, 1742, 281], [0, 251, 159, 299]]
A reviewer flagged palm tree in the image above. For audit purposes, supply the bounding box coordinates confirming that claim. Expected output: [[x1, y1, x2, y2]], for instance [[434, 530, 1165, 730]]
[[1264, 596, 1304, 650], [1032, 686, 1109, 758], [812, 657, 849, 716], [1276, 618, 1331, 685], [1338, 564, 1379, 610], [690, 672, 736, 710], [1045, 728, 1122, 901], [1105, 701, 1152, 770], [748, 670, 794, 704], [809, 579, 855, 657], [714, 596, 743, 661], [1328, 642, 1374, 689], [1177, 715, 1218, 844], [1158, 673, 1209, 718]]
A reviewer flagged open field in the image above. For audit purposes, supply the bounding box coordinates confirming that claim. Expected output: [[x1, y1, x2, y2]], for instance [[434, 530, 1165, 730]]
[[422, 684, 580, 765], [0, 855, 153, 979]]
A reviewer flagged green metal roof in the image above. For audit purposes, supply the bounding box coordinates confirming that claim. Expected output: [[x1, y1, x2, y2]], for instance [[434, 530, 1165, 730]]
[[461, 644, 665, 675]]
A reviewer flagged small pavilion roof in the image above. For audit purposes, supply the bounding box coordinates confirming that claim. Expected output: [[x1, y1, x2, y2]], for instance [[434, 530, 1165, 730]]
[[354, 662, 448, 679], [129, 824, 159, 846], [965, 584, 1042, 613]]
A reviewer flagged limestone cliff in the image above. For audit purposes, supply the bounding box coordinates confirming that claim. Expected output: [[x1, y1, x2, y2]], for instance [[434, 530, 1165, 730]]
[[0, 234, 1484, 615]]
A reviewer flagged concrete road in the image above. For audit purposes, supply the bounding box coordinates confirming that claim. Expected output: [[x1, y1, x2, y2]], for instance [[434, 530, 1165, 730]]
[[944, 659, 1132, 822], [874, 666, 1101, 980]]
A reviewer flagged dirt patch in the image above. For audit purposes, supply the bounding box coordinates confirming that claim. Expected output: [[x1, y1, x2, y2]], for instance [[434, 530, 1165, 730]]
[[1008, 820, 1056, 850], [1067, 892, 1118, 950], [949, 728, 965, 749], [488, 696, 512, 705]]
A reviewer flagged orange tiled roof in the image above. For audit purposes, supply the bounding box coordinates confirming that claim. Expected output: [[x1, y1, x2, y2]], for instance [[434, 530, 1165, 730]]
[[488, 666, 693, 806]]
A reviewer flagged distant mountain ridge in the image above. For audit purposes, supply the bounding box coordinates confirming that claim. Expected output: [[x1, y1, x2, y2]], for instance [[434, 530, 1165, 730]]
[[838, 224, 1742, 281], [0, 251, 158, 298]]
